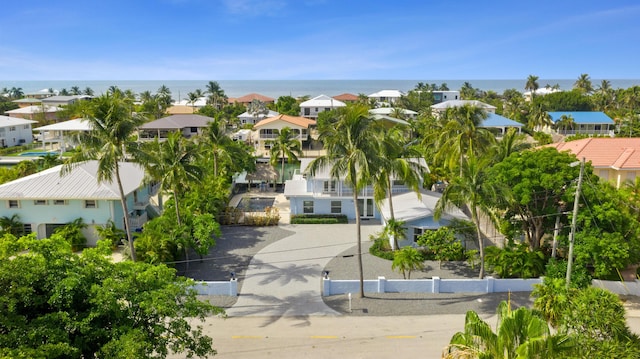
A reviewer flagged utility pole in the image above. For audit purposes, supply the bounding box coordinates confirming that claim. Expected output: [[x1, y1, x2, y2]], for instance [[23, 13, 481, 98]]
[[566, 157, 585, 289]]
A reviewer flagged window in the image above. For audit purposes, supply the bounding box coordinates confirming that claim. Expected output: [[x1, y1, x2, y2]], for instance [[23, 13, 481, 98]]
[[190, 127, 198, 133], [315, 108, 318, 112], [34, 199, 47, 205], [53, 199, 67, 205], [23, 125, 30, 129], [22, 224, 32, 235], [330, 201, 341, 214], [323, 180, 336, 193], [8, 200, 19, 208], [85, 200, 97, 208], [304, 108, 310, 116], [9, 126, 15, 132], [413, 228, 425, 243], [324, 107, 330, 112], [303, 200, 314, 214]]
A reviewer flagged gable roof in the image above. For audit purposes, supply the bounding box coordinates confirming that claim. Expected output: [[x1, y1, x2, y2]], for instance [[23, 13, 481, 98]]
[[332, 93, 359, 102], [254, 114, 316, 129], [299, 95, 346, 108], [34, 118, 91, 132], [379, 189, 469, 224], [238, 109, 280, 119], [139, 114, 214, 129], [232, 93, 275, 104], [548, 111, 615, 124], [0, 115, 37, 127], [547, 138, 640, 170], [431, 100, 496, 111], [0, 161, 145, 200], [5, 105, 62, 114], [368, 90, 404, 98], [481, 113, 523, 127]]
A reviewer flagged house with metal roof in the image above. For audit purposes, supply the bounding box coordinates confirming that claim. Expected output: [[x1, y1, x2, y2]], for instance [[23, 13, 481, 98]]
[[33, 118, 92, 152], [5, 105, 62, 122], [546, 137, 640, 188], [369, 107, 418, 119], [284, 158, 429, 223], [430, 100, 497, 115], [0, 115, 37, 148], [252, 114, 316, 155], [138, 114, 214, 141], [0, 161, 155, 246], [299, 95, 346, 119], [367, 90, 405, 106], [482, 113, 523, 135], [238, 109, 280, 126], [41, 95, 91, 106], [548, 111, 615, 136]]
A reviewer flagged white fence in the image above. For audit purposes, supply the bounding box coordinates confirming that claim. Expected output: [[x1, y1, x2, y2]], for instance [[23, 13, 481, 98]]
[[193, 279, 238, 296], [321, 276, 541, 296]]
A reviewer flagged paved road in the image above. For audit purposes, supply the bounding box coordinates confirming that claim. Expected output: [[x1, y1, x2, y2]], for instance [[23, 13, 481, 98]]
[[225, 222, 382, 317]]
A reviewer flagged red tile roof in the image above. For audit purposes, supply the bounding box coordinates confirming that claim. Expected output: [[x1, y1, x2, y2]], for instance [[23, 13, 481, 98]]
[[332, 93, 359, 102], [232, 93, 275, 104], [254, 114, 316, 129], [547, 138, 640, 169]]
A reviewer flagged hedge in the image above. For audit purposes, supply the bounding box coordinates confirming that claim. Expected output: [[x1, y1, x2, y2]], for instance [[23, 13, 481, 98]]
[[290, 214, 348, 224]]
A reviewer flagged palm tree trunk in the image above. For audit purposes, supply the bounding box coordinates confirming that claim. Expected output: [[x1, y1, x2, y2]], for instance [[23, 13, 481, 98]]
[[471, 206, 484, 279], [386, 175, 399, 250], [281, 154, 285, 184], [115, 165, 136, 262], [174, 189, 189, 270], [353, 187, 365, 298]]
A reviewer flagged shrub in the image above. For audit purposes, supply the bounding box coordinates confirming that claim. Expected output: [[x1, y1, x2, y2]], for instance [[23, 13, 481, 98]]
[[244, 206, 280, 226], [369, 236, 394, 260], [290, 214, 348, 224], [52, 217, 87, 251], [218, 206, 243, 225], [484, 242, 546, 278], [416, 227, 465, 268]]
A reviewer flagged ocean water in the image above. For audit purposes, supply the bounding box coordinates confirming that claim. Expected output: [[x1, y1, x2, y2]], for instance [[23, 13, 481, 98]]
[[3, 79, 640, 101]]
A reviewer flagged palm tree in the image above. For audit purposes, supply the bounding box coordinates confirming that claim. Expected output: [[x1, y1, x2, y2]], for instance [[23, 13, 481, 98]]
[[200, 120, 232, 177], [527, 104, 552, 132], [490, 127, 531, 163], [307, 104, 381, 298], [267, 127, 302, 184], [62, 92, 145, 261], [9, 87, 23, 99], [206, 81, 226, 109], [391, 246, 424, 279], [460, 82, 477, 100], [525, 74, 540, 98], [435, 153, 497, 278], [139, 132, 202, 226], [433, 104, 495, 175], [70, 86, 81, 95], [187, 92, 199, 111], [574, 73, 594, 94], [0, 214, 23, 236], [59, 88, 70, 96], [373, 126, 425, 249], [554, 114, 575, 134], [83, 87, 94, 96], [445, 300, 574, 358]]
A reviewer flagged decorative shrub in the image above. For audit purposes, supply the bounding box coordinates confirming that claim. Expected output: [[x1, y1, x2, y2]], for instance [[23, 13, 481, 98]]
[[218, 206, 243, 225], [369, 236, 394, 260], [244, 206, 280, 226], [484, 242, 546, 278], [290, 214, 348, 224]]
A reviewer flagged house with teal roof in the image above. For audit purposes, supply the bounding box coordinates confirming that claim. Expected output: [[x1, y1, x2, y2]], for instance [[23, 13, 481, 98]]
[[548, 111, 615, 136]]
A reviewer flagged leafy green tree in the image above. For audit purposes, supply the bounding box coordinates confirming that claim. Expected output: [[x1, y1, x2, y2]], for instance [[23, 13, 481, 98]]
[[391, 246, 424, 279], [396, 90, 434, 112], [62, 92, 145, 261], [272, 95, 300, 116], [487, 147, 584, 250], [52, 217, 87, 251], [483, 243, 546, 278], [489, 127, 531, 163], [532, 89, 593, 112], [308, 103, 382, 298], [0, 235, 221, 358], [95, 219, 126, 249], [267, 127, 302, 184], [417, 227, 464, 268], [435, 153, 498, 278], [445, 300, 574, 358]]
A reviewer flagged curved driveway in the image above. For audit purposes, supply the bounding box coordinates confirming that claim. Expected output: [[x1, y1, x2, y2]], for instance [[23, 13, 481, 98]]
[[225, 222, 382, 317]]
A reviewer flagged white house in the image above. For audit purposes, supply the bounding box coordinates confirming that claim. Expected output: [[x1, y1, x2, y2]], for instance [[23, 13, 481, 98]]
[[0, 115, 37, 148], [33, 118, 92, 151], [5, 105, 63, 122], [369, 107, 418, 120], [367, 90, 405, 106], [0, 161, 156, 246], [299, 95, 346, 119], [284, 158, 428, 221], [430, 100, 497, 116], [238, 109, 280, 126], [138, 114, 214, 140]]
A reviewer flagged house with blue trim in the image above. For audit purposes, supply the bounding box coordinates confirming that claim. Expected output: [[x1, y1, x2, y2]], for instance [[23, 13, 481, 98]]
[[548, 111, 615, 136], [0, 161, 156, 246]]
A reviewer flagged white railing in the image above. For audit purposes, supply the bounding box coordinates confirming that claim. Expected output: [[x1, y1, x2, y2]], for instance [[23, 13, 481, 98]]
[[321, 276, 541, 296]]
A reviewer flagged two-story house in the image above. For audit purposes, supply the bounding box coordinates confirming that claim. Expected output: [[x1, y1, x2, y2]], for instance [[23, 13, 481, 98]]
[[548, 111, 615, 136], [0, 161, 155, 246], [252, 114, 316, 155], [299, 95, 346, 119], [0, 115, 37, 148], [367, 90, 404, 106]]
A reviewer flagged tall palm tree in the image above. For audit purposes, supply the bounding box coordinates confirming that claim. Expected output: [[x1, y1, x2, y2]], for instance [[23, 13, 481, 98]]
[[206, 81, 227, 109], [307, 104, 381, 298], [527, 104, 552, 132], [490, 127, 531, 163], [200, 119, 232, 177], [267, 127, 303, 184], [554, 114, 575, 134], [434, 153, 497, 278], [434, 104, 495, 175], [525, 74, 540, 98], [83, 87, 94, 96], [373, 126, 425, 249], [574, 73, 594, 94], [70, 86, 81, 95], [187, 92, 199, 111], [0, 214, 23, 236], [62, 92, 145, 261]]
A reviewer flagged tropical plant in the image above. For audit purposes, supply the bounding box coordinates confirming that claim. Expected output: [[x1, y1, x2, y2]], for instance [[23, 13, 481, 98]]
[[416, 226, 464, 268], [381, 218, 407, 251], [391, 246, 424, 279], [307, 103, 381, 298], [435, 153, 498, 278], [525, 74, 540, 97], [95, 219, 126, 249], [52, 217, 87, 251], [574, 73, 594, 94], [483, 243, 546, 278], [206, 81, 227, 109], [490, 127, 531, 163], [445, 300, 574, 358], [0, 214, 23, 236], [200, 119, 232, 177], [554, 114, 575, 134], [62, 92, 145, 261], [267, 127, 302, 184]]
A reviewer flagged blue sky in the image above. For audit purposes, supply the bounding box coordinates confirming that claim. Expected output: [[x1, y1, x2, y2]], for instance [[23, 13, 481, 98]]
[[0, 0, 639, 80]]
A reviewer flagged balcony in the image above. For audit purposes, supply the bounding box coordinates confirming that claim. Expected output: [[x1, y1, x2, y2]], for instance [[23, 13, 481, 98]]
[[128, 211, 148, 230]]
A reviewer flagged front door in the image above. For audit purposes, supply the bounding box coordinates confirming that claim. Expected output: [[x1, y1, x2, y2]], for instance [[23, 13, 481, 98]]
[[357, 198, 375, 218]]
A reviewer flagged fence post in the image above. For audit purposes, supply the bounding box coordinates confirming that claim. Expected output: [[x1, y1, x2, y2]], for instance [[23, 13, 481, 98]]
[[486, 276, 495, 293], [230, 278, 238, 296], [433, 276, 440, 293], [322, 277, 331, 296], [377, 276, 386, 293]]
